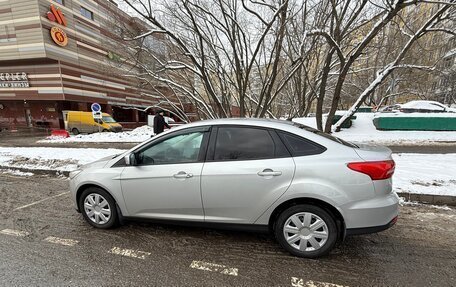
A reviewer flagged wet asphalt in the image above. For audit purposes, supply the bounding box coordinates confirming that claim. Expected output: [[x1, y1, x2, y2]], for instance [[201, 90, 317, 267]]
[[0, 173, 455, 287]]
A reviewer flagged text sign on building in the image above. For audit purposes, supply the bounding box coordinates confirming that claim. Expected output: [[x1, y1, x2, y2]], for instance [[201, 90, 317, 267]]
[[0, 72, 29, 88], [50, 27, 68, 47]]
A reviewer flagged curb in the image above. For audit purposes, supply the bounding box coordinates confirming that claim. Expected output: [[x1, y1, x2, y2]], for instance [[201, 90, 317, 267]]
[[397, 192, 456, 207]]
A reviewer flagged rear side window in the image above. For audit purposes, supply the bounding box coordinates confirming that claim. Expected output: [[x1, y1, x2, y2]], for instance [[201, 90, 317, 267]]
[[278, 132, 326, 156], [214, 127, 275, 161]]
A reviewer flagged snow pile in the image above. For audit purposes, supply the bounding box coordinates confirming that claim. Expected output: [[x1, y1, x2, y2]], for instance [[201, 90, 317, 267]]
[[294, 113, 456, 145], [0, 147, 125, 172], [38, 125, 155, 143], [0, 169, 34, 177], [393, 153, 456, 196]]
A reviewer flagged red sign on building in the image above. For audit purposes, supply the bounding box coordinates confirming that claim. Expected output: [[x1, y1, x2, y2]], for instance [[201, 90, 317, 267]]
[[47, 4, 67, 27]]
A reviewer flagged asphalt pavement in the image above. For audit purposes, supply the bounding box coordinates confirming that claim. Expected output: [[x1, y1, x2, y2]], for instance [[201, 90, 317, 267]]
[[0, 173, 455, 286]]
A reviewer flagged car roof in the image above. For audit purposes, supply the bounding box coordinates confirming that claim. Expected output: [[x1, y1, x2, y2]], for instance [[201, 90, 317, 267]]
[[183, 118, 296, 129]]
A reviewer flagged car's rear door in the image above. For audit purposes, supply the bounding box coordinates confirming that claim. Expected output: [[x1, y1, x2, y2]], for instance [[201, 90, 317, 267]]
[[201, 126, 295, 224]]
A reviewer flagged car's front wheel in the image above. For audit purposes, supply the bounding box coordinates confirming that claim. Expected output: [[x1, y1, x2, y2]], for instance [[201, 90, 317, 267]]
[[79, 187, 118, 229], [274, 204, 338, 258]]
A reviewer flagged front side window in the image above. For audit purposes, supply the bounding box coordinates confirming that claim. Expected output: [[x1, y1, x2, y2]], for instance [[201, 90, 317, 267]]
[[137, 132, 205, 165], [102, 116, 116, 123], [214, 127, 275, 161], [80, 6, 93, 20]]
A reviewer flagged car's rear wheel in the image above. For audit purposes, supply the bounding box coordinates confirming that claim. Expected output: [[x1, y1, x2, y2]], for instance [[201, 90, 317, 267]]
[[79, 187, 118, 229], [72, 128, 79, 135], [274, 204, 337, 258]]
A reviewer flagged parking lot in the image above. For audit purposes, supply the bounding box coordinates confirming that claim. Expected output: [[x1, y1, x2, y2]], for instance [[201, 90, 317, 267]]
[[0, 173, 455, 287]]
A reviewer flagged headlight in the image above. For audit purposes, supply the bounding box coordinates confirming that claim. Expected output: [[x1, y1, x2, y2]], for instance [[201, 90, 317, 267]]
[[69, 169, 82, 179]]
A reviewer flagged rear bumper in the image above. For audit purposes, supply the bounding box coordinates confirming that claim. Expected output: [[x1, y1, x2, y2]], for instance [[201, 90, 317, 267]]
[[346, 216, 397, 236], [341, 192, 399, 229]]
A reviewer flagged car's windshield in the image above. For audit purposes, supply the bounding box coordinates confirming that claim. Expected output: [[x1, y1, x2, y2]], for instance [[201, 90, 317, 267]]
[[102, 116, 116, 123], [292, 122, 358, 148]]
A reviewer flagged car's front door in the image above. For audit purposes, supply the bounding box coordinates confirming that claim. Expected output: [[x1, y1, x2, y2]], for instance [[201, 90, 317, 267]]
[[120, 127, 210, 220], [201, 126, 295, 224]]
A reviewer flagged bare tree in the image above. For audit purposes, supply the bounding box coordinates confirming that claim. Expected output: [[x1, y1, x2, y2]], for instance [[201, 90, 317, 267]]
[[117, 0, 455, 131], [333, 1, 455, 131]]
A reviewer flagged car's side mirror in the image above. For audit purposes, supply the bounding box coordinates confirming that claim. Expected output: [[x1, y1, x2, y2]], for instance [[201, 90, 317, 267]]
[[125, 153, 137, 166]]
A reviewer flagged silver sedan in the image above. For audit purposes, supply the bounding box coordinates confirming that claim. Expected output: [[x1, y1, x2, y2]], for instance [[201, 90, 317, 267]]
[[69, 119, 398, 258]]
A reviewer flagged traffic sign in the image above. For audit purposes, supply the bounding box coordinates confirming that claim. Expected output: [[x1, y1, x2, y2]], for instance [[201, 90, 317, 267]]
[[92, 111, 102, 119], [91, 103, 101, 112]]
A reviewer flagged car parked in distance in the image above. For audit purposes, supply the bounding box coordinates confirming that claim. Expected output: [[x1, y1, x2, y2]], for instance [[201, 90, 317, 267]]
[[69, 119, 398, 258], [399, 100, 456, 113], [377, 104, 402, 113], [63, 111, 123, 135]]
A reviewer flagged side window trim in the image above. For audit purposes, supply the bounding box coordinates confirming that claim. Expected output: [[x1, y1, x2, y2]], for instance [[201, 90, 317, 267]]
[[205, 126, 218, 161], [269, 130, 292, 158]]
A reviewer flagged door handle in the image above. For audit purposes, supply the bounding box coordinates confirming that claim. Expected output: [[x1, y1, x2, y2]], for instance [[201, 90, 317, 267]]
[[257, 169, 282, 177], [173, 171, 193, 179]]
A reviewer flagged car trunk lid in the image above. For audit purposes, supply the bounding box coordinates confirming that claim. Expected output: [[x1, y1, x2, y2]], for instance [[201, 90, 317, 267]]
[[353, 143, 393, 161]]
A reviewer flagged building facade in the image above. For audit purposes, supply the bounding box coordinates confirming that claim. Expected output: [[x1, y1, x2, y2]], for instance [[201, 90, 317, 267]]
[[0, 0, 164, 130]]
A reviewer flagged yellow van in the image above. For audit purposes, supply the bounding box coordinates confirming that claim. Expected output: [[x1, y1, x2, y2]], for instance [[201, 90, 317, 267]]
[[63, 111, 123, 135]]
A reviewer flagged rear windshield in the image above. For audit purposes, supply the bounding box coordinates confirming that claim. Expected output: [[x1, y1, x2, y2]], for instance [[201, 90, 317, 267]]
[[292, 122, 358, 148]]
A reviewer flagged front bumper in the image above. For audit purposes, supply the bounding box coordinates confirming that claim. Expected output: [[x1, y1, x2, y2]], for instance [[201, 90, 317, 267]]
[[69, 177, 80, 212]]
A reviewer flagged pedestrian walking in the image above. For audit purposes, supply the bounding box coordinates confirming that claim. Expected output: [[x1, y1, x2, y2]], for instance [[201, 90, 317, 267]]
[[153, 110, 170, 135]]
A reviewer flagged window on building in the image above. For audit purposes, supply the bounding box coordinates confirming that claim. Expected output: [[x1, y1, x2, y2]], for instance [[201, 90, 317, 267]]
[[80, 6, 94, 20], [54, 0, 64, 5]]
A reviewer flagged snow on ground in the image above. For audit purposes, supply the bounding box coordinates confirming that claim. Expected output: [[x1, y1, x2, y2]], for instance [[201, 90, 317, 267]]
[[393, 153, 456, 196], [38, 113, 456, 145], [0, 169, 34, 177], [0, 146, 455, 196], [0, 147, 125, 172], [38, 125, 155, 143], [294, 113, 456, 145]]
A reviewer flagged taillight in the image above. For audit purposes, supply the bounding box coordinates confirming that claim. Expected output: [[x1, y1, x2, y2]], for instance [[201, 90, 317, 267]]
[[347, 160, 395, 180]]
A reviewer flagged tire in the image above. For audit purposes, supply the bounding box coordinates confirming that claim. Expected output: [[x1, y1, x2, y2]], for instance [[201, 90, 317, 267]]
[[78, 187, 119, 229], [274, 204, 338, 258], [72, 128, 80, 135]]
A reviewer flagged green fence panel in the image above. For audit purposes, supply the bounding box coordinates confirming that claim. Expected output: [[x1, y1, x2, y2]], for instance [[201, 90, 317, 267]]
[[373, 116, 456, 131]]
